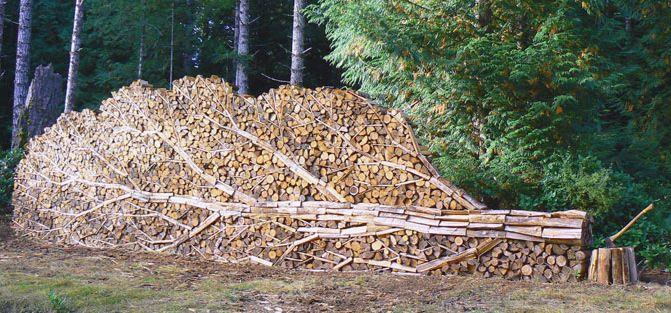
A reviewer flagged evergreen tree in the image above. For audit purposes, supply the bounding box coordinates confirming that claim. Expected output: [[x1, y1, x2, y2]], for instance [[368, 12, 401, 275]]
[[309, 0, 671, 267]]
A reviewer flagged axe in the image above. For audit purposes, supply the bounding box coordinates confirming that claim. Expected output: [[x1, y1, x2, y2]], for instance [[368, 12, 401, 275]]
[[605, 203, 655, 248]]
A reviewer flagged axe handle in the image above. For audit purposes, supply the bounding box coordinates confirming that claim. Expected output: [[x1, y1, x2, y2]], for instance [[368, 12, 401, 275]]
[[608, 203, 655, 244]]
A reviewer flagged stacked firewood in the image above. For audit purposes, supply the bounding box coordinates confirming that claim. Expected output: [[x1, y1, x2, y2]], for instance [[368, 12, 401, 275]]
[[12, 76, 591, 282]]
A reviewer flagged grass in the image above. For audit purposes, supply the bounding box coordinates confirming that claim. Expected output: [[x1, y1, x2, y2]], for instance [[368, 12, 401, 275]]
[[0, 272, 160, 312], [0, 238, 669, 312], [0, 260, 312, 312]]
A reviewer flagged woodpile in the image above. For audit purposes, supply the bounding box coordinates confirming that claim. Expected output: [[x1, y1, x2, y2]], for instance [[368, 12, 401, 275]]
[[12, 76, 592, 282]]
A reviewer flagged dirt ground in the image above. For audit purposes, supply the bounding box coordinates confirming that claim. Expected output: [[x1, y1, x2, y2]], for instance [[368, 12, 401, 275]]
[[1, 217, 669, 313]]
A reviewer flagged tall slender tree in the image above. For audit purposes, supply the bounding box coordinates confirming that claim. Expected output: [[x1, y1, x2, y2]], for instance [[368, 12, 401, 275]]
[[64, 0, 84, 113], [169, 0, 174, 88], [235, 0, 249, 94], [290, 0, 305, 85], [11, 0, 33, 148], [232, 0, 239, 82], [0, 0, 6, 73], [182, 0, 196, 74], [137, 0, 146, 79]]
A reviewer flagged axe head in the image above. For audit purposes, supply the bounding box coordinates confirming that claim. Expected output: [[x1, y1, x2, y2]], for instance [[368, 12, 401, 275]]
[[604, 237, 616, 248]]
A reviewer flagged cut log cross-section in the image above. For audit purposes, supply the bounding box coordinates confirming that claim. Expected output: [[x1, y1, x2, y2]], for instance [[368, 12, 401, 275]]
[[12, 76, 591, 281]]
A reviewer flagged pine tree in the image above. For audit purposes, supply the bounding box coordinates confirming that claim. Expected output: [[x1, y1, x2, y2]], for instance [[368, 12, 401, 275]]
[[309, 0, 671, 267]]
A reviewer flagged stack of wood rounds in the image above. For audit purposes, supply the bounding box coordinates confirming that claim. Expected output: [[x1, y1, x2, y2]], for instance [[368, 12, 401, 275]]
[[12, 76, 592, 282]]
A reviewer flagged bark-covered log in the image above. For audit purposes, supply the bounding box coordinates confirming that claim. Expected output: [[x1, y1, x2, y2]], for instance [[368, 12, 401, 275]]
[[12, 76, 591, 281]]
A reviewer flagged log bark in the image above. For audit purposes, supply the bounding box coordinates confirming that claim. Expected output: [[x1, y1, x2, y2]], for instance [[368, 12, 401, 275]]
[[11, 0, 33, 149], [64, 0, 84, 113], [290, 0, 306, 85], [235, 0, 250, 94], [624, 247, 638, 283]]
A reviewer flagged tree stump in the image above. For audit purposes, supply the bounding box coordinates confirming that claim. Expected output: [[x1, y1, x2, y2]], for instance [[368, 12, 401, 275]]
[[20, 64, 64, 142], [587, 247, 638, 285]]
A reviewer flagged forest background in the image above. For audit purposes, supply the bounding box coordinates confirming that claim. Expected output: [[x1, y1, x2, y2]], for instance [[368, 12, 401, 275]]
[[0, 0, 669, 269]]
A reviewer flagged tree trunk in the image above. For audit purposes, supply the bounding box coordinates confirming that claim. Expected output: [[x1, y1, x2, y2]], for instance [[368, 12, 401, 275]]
[[235, 0, 249, 94], [475, 0, 492, 28], [0, 0, 6, 74], [11, 0, 33, 149], [22, 64, 64, 139], [137, 0, 146, 79], [233, 0, 239, 82], [169, 0, 175, 88], [182, 0, 196, 75], [516, 14, 530, 49], [64, 0, 84, 113], [290, 0, 305, 86]]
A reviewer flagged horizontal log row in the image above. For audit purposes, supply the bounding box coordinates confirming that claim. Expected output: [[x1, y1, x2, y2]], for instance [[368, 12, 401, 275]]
[[162, 200, 587, 244], [13, 199, 589, 282], [12, 76, 590, 281]]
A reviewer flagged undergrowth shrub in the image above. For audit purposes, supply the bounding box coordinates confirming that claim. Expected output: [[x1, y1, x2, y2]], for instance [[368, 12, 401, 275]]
[[0, 149, 23, 215]]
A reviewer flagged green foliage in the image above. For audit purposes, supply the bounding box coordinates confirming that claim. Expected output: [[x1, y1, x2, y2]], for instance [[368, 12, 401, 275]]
[[48, 290, 73, 313], [310, 0, 671, 268], [0, 149, 22, 215]]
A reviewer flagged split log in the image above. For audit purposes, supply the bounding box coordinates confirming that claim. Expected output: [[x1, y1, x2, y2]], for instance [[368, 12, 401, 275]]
[[587, 247, 638, 285]]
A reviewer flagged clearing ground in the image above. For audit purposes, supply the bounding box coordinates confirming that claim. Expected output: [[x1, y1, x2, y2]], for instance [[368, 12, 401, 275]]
[[0, 217, 669, 313]]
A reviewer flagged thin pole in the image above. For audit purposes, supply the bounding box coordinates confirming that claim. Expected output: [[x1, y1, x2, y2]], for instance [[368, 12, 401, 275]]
[[169, 0, 174, 88]]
